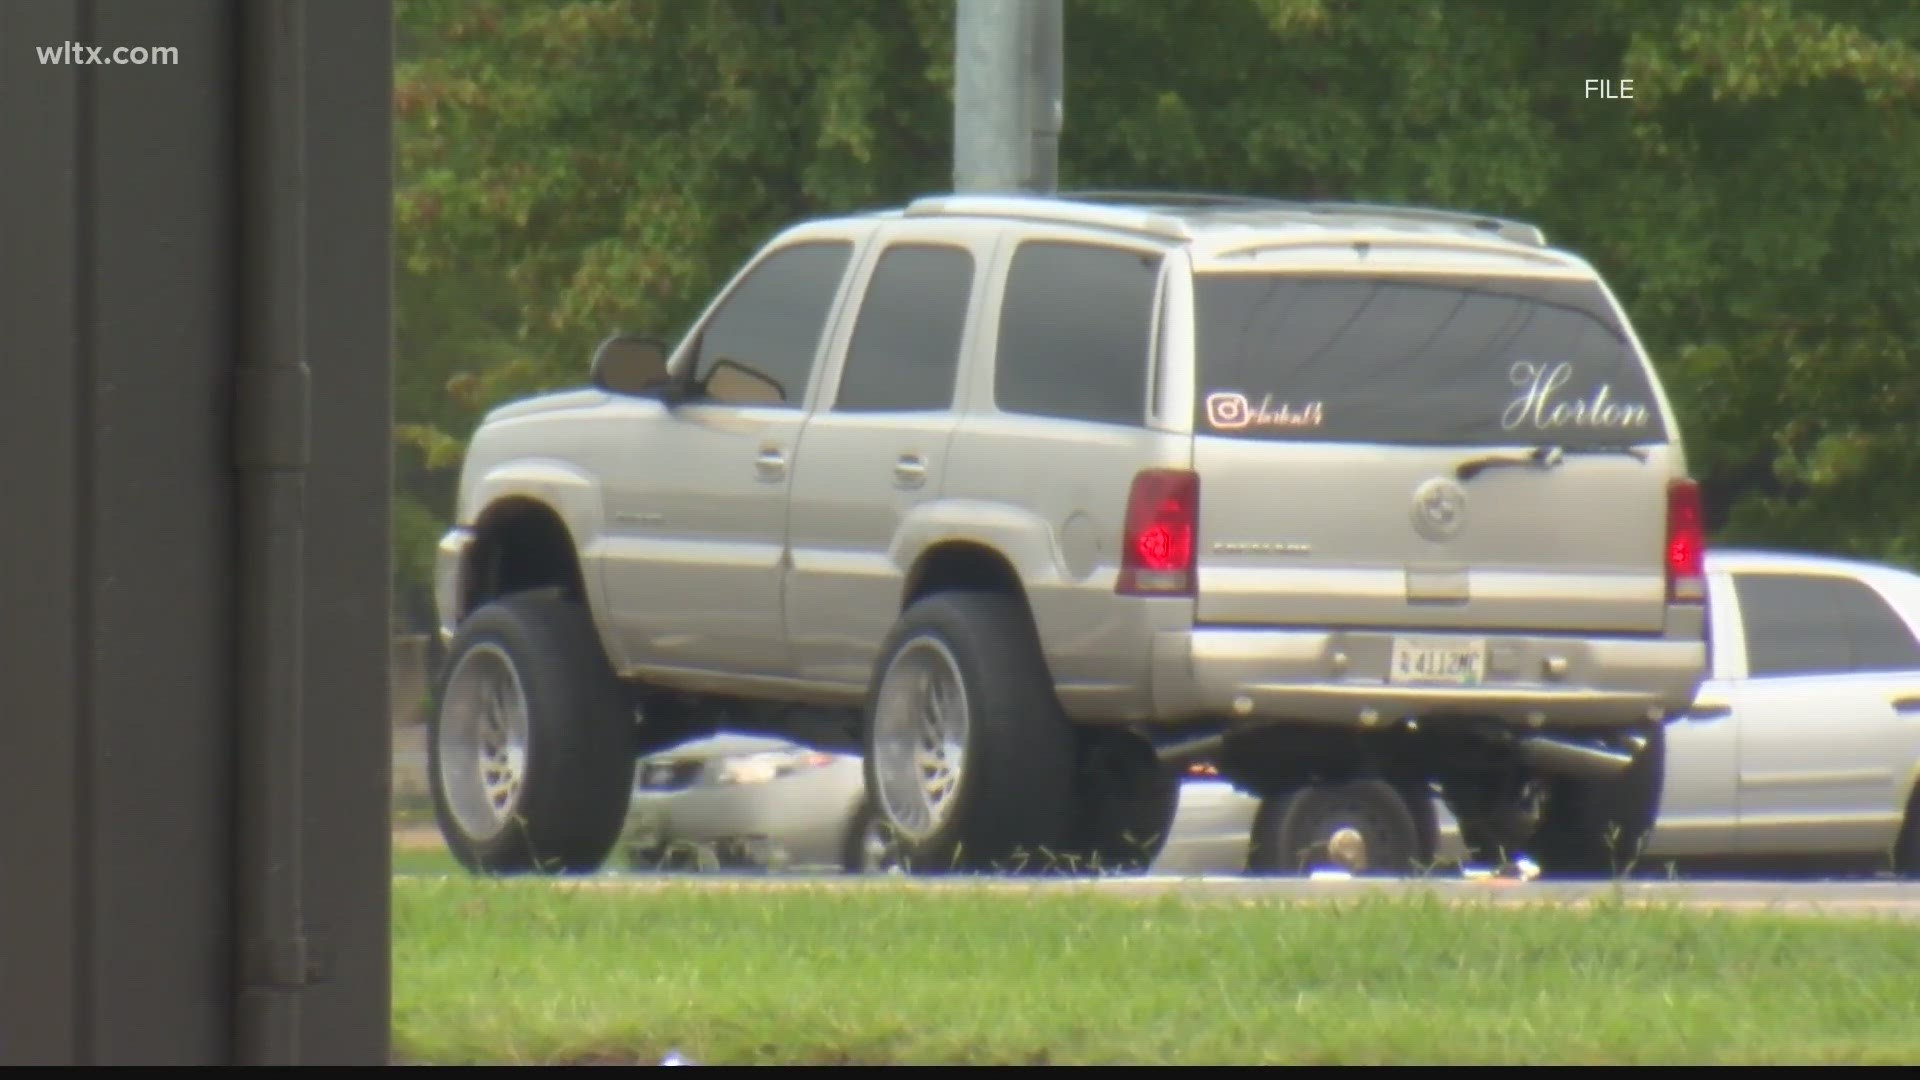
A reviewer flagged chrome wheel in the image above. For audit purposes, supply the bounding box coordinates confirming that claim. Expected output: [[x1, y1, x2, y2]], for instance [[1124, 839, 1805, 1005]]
[[435, 642, 531, 843], [1251, 779, 1428, 878], [870, 634, 970, 843], [1301, 800, 1404, 873], [1325, 826, 1369, 871]]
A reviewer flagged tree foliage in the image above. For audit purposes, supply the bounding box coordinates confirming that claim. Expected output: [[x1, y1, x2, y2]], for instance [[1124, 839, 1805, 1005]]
[[393, 0, 1920, 610]]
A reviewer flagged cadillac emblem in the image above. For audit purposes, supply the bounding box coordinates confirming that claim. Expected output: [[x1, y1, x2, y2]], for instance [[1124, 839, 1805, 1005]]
[[1410, 477, 1468, 542]]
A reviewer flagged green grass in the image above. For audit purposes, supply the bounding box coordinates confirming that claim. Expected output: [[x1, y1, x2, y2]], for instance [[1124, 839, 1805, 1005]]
[[392, 878, 1920, 1065], [393, 843, 463, 877], [390, 804, 437, 829]]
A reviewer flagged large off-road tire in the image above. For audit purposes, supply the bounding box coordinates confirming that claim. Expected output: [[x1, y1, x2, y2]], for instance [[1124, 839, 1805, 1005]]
[[860, 592, 1079, 874], [1062, 731, 1183, 874], [1246, 778, 1435, 876], [1528, 725, 1666, 878], [428, 589, 636, 875]]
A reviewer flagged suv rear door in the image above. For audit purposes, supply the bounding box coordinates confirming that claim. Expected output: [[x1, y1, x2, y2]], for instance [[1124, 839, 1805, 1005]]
[[1187, 263, 1678, 637]]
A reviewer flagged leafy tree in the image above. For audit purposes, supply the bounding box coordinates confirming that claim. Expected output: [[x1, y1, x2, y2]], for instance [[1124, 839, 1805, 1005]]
[[393, 0, 1920, 618]]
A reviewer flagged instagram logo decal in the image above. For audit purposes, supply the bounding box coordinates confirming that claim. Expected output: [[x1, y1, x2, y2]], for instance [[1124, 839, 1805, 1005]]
[[1205, 391, 1252, 429], [1203, 390, 1324, 432]]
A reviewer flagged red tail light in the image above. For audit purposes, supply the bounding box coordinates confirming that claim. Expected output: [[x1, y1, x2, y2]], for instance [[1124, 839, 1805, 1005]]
[[1666, 478, 1706, 602], [1118, 469, 1198, 596]]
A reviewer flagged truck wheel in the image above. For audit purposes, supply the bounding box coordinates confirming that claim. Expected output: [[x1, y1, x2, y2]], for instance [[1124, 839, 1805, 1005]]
[[428, 590, 636, 875], [1063, 731, 1182, 874], [1528, 726, 1666, 878], [861, 592, 1078, 874], [1246, 778, 1435, 876]]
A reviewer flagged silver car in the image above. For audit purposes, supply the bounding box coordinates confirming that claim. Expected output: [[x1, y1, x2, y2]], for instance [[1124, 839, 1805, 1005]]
[[428, 190, 1710, 879], [621, 735, 873, 872], [620, 738, 1244, 875], [1643, 546, 1920, 874], [1212, 548, 1920, 878]]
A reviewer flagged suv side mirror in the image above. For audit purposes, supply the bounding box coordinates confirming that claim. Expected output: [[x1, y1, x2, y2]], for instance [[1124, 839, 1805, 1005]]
[[590, 333, 673, 398]]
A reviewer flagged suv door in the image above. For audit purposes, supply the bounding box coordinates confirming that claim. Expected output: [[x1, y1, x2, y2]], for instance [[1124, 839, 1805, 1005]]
[[1723, 568, 1920, 856], [599, 236, 858, 678], [1186, 266, 1682, 638], [784, 227, 990, 686]]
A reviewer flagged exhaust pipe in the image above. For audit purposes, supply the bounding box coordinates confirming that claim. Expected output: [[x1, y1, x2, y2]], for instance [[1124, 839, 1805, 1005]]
[[1151, 727, 1644, 778], [1515, 735, 1637, 778]]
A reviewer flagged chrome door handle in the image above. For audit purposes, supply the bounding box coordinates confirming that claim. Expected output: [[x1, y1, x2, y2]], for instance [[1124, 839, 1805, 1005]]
[[1687, 700, 1731, 722], [893, 454, 928, 488], [756, 448, 787, 480]]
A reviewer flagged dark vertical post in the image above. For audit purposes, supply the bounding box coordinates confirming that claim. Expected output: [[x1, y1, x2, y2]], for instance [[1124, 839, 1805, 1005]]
[[0, 0, 392, 1064], [1, 0, 238, 1063], [0, 0, 87, 1057], [232, 0, 314, 1064], [77, 0, 240, 1052], [293, 0, 395, 1062]]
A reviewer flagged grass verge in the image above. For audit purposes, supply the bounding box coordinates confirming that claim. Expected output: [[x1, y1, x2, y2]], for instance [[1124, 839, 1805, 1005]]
[[393, 842, 462, 877], [393, 878, 1920, 1065]]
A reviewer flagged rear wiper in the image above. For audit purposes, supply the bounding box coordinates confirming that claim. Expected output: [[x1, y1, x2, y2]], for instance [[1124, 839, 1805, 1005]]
[[1454, 442, 1651, 482], [1559, 443, 1652, 463], [1454, 444, 1564, 482]]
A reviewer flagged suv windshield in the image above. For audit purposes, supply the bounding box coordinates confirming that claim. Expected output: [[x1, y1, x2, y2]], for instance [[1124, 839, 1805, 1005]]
[[1191, 273, 1669, 447]]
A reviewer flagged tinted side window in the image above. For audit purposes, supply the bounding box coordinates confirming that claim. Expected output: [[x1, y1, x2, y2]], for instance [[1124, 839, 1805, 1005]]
[[1733, 572, 1920, 678], [835, 244, 975, 412], [1833, 575, 1920, 672], [994, 241, 1161, 426], [691, 240, 854, 407], [1734, 574, 1851, 677]]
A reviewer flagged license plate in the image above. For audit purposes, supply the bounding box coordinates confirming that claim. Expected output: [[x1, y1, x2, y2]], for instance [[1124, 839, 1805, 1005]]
[[1388, 637, 1487, 686]]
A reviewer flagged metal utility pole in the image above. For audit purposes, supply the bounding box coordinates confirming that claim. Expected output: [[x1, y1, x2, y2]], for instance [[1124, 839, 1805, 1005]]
[[953, 0, 1063, 194], [1024, 0, 1063, 194]]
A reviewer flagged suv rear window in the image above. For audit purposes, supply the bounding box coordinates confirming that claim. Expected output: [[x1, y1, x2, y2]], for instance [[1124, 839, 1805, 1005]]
[[1191, 273, 1669, 447]]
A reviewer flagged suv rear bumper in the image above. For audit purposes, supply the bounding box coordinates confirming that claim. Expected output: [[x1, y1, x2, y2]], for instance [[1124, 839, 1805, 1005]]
[[1150, 626, 1707, 731]]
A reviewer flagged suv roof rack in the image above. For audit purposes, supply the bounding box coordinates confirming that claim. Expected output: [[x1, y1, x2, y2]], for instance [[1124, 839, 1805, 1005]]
[[902, 190, 1549, 248], [902, 193, 1193, 242], [1058, 189, 1549, 247]]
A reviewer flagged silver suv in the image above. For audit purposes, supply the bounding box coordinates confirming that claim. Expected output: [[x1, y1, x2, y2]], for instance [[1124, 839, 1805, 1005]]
[[428, 191, 1711, 878]]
